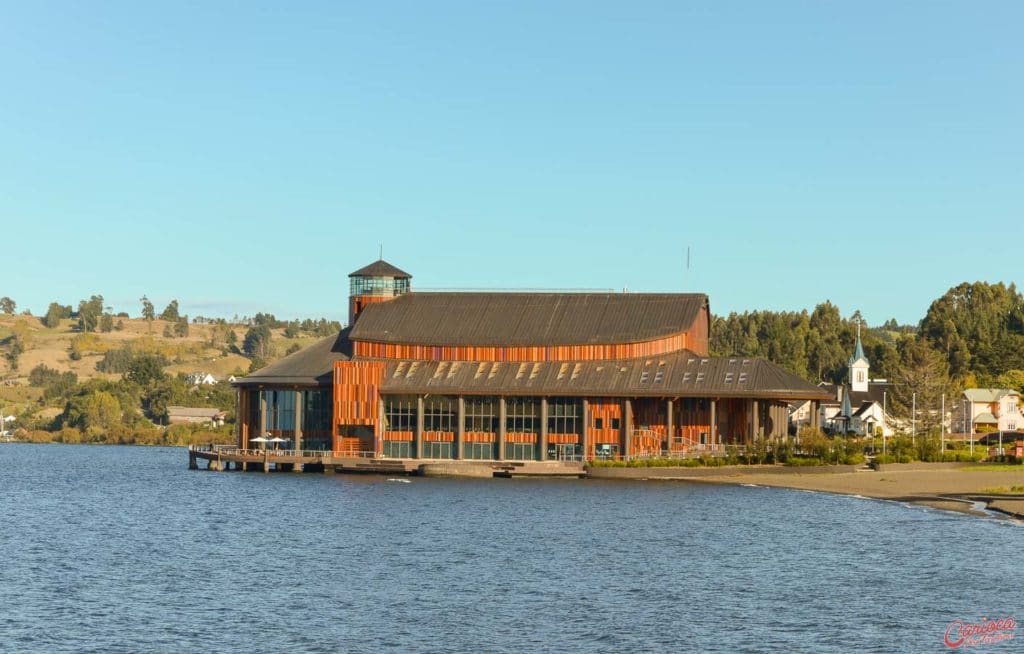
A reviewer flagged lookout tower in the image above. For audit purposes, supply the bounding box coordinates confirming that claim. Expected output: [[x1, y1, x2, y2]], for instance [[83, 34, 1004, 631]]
[[348, 259, 412, 325]]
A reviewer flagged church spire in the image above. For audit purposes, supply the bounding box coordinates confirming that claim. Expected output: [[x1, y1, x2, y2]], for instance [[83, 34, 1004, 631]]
[[849, 320, 869, 392]]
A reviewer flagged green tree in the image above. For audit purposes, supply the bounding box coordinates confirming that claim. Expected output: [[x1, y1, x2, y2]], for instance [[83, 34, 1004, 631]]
[[284, 321, 300, 338], [887, 338, 953, 437], [77, 295, 104, 332], [126, 353, 168, 387], [174, 316, 189, 337], [0, 296, 15, 314], [64, 390, 122, 433], [160, 299, 180, 322], [43, 302, 66, 328], [243, 324, 272, 359], [99, 313, 114, 333], [920, 282, 1024, 380], [140, 296, 155, 321]]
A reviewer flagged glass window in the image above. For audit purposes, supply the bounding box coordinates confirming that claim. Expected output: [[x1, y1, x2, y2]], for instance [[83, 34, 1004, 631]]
[[465, 396, 497, 432], [506, 397, 539, 434], [548, 398, 580, 434], [611, 417, 621, 430], [384, 395, 417, 432], [262, 389, 295, 432], [594, 417, 604, 430], [423, 396, 457, 432]]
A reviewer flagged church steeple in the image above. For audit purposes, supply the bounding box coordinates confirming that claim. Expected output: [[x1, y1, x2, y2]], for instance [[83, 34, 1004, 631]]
[[849, 321, 869, 392]]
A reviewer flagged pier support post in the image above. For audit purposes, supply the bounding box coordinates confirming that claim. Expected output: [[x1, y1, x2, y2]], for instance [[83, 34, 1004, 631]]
[[189, 450, 198, 470]]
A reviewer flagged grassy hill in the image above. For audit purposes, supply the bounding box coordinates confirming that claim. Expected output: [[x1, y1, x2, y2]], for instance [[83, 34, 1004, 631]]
[[0, 314, 321, 418]]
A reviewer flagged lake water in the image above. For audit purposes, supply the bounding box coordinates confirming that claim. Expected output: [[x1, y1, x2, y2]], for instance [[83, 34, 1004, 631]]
[[0, 444, 1021, 653]]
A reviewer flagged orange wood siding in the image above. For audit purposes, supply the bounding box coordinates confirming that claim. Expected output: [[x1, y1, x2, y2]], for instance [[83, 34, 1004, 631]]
[[588, 399, 623, 446], [352, 333, 689, 362], [337, 437, 363, 455], [333, 361, 385, 426], [506, 432, 538, 443], [423, 431, 455, 442], [465, 431, 497, 443], [382, 430, 413, 441], [548, 433, 580, 444], [670, 399, 710, 450]]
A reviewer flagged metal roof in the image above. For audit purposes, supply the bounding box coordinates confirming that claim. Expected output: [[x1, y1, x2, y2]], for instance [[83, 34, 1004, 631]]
[[234, 331, 353, 387], [349, 292, 708, 347], [348, 259, 412, 278], [379, 352, 831, 400], [963, 388, 1019, 403]]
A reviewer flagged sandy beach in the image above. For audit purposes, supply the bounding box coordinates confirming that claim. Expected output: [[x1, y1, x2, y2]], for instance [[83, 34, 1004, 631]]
[[690, 468, 1024, 518]]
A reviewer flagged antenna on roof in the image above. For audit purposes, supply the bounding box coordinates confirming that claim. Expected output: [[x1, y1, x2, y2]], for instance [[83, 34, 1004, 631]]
[[685, 245, 691, 290], [379, 243, 383, 260]]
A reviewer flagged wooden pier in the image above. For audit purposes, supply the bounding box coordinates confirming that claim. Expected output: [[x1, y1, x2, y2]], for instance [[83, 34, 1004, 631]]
[[188, 445, 586, 478]]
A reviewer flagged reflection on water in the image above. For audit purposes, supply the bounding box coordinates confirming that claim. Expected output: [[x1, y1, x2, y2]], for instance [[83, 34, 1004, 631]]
[[0, 444, 1020, 653]]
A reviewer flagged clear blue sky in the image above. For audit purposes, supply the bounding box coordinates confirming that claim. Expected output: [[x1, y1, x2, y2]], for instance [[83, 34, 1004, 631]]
[[2, 1, 1020, 326]]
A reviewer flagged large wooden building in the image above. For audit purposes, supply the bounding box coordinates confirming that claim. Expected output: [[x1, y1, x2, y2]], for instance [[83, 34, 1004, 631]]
[[234, 260, 831, 460]]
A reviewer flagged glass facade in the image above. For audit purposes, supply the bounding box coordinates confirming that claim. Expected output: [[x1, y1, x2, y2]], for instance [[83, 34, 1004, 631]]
[[350, 276, 411, 297], [261, 390, 296, 432], [302, 389, 333, 450], [383, 441, 413, 458], [424, 396, 458, 433], [384, 395, 418, 432], [547, 398, 580, 434], [464, 396, 497, 433], [505, 397, 539, 434]]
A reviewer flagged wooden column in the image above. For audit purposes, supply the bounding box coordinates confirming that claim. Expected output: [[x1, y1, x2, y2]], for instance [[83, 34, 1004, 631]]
[[456, 396, 465, 460], [497, 396, 507, 461], [809, 400, 819, 432], [623, 398, 633, 459], [710, 399, 717, 449], [580, 398, 590, 461], [666, 398, 674, 454], [293, 390, 304, 453], [258, 390, 267, 441], [751, 399, 759, 444], [415, 395, 424, 459], [539, 397, 549, 461]]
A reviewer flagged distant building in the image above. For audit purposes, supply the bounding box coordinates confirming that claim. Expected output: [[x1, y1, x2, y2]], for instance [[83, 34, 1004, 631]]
[[186, 372, 218, 386], [167, 406, 226, 426], [793, 328, 895, 437], [962, 389, 1022, 433]]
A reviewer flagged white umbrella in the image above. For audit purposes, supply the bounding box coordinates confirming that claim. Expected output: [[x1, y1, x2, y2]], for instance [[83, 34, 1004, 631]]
[[250, 436, 268, 450], [267, 436, 288, 450]]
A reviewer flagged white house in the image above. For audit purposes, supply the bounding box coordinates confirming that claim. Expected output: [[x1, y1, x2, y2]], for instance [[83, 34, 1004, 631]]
[[186, 372, 218, 386], [962, 388, 1023, 433], [820, 328, 895, 437]]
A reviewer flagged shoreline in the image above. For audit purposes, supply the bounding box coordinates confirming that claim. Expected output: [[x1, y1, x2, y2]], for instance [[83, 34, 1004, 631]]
[[614, 468, 1024, 520]]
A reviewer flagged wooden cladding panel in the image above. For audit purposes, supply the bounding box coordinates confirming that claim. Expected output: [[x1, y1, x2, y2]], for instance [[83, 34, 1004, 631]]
[[424, 431, 455, 442], [337, 437, 363, 456], [352, 333, 688, 363], [548, 433, 579, 444], [333, 361, 385, 427], [588, 398, 623, 445], [506, 432, 538, 444], [349, 295, 396, 325], [465, 431, 496, 443], [382, 430, 414, 442]]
